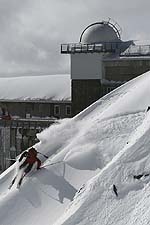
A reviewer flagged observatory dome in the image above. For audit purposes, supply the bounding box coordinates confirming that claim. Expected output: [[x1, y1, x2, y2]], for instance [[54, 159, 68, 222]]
[[80, 21, 121, 44]]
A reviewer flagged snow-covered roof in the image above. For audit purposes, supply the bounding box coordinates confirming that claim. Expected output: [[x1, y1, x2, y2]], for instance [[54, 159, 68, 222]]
[[0, 74, 71, 102]]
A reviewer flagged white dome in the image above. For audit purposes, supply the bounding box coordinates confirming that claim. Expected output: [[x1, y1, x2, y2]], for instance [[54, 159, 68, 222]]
[[80, 22, 120, 44]]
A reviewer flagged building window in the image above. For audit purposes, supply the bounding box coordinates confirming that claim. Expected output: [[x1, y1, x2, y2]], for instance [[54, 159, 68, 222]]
[[26, 113, 31, 119], [54, 105, 60, 116], [39, 104, 43, 116], [25, 103, 31, 113], [106, 87, 115, 93], [66, 105, 71, 116]]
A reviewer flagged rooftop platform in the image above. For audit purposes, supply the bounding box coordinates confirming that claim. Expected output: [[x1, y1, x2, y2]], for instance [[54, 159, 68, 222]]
[[121, 45, 150, 57], [61, 43, 118, 54], [61, 43, 150, 57]]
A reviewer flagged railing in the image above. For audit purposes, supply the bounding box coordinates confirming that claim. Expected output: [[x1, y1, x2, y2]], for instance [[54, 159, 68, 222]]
[[0, 118, 56, 128], [121, 45, 150, 57], [61, 43, 150, 57], [61, 43, 118, 54], [0, 118, 57, 172]]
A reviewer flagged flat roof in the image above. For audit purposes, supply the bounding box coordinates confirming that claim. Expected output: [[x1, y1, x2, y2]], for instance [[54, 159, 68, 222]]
[[0, 74, 71, 102]]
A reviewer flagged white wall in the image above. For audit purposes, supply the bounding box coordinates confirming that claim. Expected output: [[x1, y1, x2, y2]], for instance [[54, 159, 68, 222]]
[[71, 53, 103, 80]]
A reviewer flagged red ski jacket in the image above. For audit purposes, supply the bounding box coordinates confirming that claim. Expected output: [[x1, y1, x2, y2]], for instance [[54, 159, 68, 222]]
[[19, 148, 41, 169], [26, 155, 41, 168]]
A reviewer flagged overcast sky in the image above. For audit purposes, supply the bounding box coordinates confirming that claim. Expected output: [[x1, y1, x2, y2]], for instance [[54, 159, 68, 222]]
[[0, 0, 150, 77]]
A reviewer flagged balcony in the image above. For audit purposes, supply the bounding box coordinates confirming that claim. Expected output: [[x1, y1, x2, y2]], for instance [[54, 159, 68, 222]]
[[121, 45, 150, 57], [61, 43, 116, 54]]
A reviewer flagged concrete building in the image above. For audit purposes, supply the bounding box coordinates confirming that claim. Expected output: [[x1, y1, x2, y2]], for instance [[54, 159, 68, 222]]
[[61, 19, 150, 115], [0, 74, 71, 172]]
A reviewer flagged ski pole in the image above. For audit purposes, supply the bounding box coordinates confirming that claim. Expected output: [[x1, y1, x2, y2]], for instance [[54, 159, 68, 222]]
[[41, 160, 63, 168], [6, 158, 16, 161], [37, 152, 49, 159]]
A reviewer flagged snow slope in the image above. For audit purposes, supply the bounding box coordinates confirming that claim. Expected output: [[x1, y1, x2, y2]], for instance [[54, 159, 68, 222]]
[[55, 106, 150, 225], [0, 71, 150, 225]]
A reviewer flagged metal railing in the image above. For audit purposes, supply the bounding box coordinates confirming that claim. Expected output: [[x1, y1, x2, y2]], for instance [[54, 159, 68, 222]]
[[0, 118, 57, 172], [121, 45, 150, 57], [61, 43, 150, 57], [61, 43, 118, 54], [0, 118, 56, 128]]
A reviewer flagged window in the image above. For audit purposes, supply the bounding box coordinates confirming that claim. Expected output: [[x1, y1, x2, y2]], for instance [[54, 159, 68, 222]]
[[54, 105, 60, 116], [26, 113, 31, 119], [25, 103, 31, 113], [66, 105, 71, 116], [106, 87, 115, 93]]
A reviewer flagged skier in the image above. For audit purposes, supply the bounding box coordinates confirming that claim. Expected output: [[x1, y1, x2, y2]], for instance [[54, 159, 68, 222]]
[[9, 147, 41, 189]]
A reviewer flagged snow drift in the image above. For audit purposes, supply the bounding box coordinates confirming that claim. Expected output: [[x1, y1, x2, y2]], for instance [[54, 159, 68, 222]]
[[55, 103, 150, 225], [0, 71, 150, 225]]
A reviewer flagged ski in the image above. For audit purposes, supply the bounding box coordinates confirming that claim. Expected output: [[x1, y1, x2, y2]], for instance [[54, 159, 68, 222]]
[[41, 161, 63, 168], [8, 160, 63, 190]]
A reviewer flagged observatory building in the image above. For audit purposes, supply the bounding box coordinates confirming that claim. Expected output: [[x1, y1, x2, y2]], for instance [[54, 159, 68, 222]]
[[61, 20, 150, 115], [1, 20, 150, 172]]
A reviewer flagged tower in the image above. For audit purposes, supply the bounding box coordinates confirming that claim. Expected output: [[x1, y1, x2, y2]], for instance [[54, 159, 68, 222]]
[[61, 20, 133, 116]]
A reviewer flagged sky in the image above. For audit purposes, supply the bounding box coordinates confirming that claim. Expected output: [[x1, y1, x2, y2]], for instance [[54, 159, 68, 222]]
[[0, 0, 150, 77]]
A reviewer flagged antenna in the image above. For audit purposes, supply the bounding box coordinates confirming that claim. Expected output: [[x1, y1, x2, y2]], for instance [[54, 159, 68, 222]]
[[107, 17, 122, 39]]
